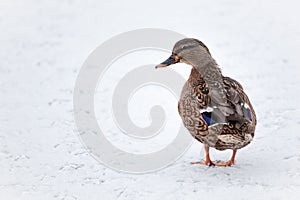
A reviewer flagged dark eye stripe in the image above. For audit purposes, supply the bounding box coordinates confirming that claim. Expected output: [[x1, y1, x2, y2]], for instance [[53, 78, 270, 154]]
[[175, 44, 199, 54]]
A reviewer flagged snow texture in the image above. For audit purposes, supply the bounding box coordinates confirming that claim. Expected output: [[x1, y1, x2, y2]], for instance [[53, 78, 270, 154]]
[[0, 0, 300, 199]]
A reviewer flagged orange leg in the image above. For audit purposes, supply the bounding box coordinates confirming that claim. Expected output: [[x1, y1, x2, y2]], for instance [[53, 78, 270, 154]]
[[191, 145, 237, 167], [213, 149, 237, 167], [191, 145, 215, 166]]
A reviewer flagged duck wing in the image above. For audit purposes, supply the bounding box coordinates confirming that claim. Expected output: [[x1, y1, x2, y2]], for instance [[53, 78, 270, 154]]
[[208, 76, 255, 127]]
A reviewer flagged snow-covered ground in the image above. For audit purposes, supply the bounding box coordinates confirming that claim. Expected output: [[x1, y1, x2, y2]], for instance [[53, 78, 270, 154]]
[[1, 0, 300, 199]]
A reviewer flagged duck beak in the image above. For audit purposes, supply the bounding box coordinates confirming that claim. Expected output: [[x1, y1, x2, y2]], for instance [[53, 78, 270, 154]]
[[155, 55, 178, 69]]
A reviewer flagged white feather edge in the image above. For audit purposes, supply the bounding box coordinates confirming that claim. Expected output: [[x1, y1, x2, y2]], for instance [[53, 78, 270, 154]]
[[217, 134, 253, 144]]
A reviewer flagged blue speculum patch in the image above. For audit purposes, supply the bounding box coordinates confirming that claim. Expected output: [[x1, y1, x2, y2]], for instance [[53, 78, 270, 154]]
[[246, 108, 252, 121], [201, 112, 215, 126], [201, 108, 252, 126]]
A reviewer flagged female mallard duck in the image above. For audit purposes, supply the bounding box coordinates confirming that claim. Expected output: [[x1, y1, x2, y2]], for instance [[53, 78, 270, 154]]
[[155, 38, 257, 166]]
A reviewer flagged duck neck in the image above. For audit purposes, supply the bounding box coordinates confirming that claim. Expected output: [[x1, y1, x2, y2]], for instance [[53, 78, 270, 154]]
[[190, 59, 227, 102], [195, 58, 218, 73], [192, 59, 223, 82]]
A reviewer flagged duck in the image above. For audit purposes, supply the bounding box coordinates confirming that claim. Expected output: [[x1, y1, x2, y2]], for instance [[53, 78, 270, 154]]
[[155, 38, 257, 166]]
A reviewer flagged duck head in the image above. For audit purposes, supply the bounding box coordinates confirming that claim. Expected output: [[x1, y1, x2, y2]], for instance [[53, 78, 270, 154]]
[[155, 38, 212, 69]]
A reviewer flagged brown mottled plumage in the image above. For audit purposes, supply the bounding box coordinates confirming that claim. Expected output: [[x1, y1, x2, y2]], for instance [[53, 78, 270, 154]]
[[156, 38, 257, 166]]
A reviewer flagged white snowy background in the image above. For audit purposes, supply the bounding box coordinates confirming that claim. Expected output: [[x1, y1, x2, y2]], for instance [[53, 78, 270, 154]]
[[1, 0, 300, 199]]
